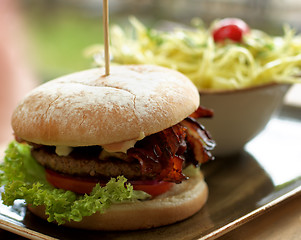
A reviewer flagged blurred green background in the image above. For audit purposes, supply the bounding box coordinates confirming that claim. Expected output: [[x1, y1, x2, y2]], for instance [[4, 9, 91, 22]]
[[20, 0, 301, 83], [22, 0, 159, 82], [22, 1, 103, 81]]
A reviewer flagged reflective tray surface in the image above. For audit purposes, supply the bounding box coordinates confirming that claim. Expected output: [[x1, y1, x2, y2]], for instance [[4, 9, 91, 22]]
[[0, 105, 300, 240]]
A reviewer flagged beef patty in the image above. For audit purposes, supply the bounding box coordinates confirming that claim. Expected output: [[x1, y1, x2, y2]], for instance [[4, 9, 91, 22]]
[[31, 146, 148, 180]]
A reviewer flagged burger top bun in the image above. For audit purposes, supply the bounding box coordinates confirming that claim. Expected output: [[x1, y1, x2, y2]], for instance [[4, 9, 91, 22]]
[[12, 65, 199, 146]]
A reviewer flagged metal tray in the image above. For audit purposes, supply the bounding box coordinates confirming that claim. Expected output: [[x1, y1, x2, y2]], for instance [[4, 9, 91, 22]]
[[0, 105, 300, 240]]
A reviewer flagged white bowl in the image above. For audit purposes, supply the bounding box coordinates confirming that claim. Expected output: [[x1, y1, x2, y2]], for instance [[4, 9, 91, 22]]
[[198, 83, 291, 156]]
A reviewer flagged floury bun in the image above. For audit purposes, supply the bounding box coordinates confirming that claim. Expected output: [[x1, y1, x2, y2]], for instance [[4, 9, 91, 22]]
[[2, 65, 215, 230]]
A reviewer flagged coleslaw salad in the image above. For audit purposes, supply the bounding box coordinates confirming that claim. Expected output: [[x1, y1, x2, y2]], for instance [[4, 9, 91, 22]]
[[86, 17, 301, 90]]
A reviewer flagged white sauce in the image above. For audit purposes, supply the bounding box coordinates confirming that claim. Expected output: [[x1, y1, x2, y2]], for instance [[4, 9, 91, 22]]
[[55, 146, 73, 156]]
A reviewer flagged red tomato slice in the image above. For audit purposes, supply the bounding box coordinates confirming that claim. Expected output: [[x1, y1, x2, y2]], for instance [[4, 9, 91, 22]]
[[45, 169, 174, 197], [45, 169, 98, 194], [212, 18, 250, 43], [129, 180, 174, 197]]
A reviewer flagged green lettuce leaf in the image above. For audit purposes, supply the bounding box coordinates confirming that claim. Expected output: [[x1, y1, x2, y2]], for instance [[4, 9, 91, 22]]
[[0, 141, 150, 225]]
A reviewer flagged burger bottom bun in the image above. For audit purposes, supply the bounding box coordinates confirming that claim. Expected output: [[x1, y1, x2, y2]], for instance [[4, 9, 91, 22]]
[[27, 171, 208, 230]]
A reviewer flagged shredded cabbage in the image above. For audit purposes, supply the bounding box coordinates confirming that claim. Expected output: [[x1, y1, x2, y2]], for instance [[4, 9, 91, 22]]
[[0, 141, 150, 225], [86, 17, 301, 90]]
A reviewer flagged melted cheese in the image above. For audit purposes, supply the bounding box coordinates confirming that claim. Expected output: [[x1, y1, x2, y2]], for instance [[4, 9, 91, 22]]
[[54, 132, 145, 156], [98, 150, 127, 161], [102, 132, 145, 153], [102, 140, 137, 153]]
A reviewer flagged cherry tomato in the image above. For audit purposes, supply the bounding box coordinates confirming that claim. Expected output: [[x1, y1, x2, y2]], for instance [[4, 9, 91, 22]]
[[212, 18, 250, 43], [45, 169, 174, 197]]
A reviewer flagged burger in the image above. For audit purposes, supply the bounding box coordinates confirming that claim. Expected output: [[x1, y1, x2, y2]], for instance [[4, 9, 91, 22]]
[[0, 65, 215, 230]]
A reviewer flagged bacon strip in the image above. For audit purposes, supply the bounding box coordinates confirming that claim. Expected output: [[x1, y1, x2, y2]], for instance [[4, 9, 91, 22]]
[[180, 117, 215, 164], [189, 105, 214, 118], [127, 113, 215, 183], [127, 124, 187, 183]]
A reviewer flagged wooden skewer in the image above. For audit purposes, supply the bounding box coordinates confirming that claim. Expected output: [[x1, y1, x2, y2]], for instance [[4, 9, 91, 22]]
[[102, 0, 110, 76]]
